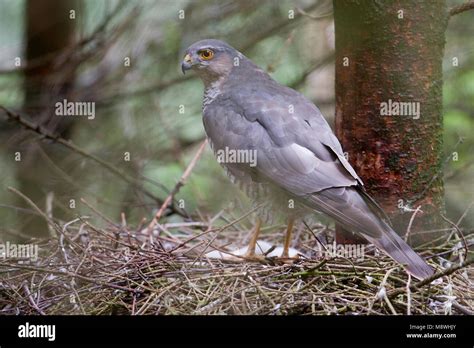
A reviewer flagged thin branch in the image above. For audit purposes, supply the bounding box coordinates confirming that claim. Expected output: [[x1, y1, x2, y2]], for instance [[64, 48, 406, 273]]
[[22, 282, 46, 315], [432, 295, 474, 315], [440, 214, 469, 261], [146, 139, 208, 236], [1, 263, 143, 293], [0, 106, 186, 216], [406, 274, 412, 315], [449, 0, 474, 16], [388, 258, 473, 299], [8, 187, 62, 236], [96, 75, 194, 108], [404, 205, 423, 242]]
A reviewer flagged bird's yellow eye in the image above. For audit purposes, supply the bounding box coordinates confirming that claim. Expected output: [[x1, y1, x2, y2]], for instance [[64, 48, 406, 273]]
[[199, 49, 214, 60]]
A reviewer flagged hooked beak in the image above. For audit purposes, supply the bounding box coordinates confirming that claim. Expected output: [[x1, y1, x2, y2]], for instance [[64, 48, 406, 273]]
[[181, 53, 193, 74]]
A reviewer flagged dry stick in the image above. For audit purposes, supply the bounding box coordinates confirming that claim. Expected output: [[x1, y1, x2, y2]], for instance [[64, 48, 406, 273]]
[[1, 263, 139, 293], [377, 268, 398, 315], [37, 145, 126, 206], [83, 221, 139, 251], [22, 282, 46, 315], [440, 214, 470, 261], [45, 192, 55, 237], [0, 107, 183, 215], [146, 139, 208, 236], [303, 220, 329, 253], [172, 203, 263, 253], [406, 274, 412, 315], [432, 295, 474, 315], [9, 187, 84, 257], [449, 0, 474, 16], [388, 258, 474, 299], [8, 187, 62, 236], [405, 205, 422, 242]]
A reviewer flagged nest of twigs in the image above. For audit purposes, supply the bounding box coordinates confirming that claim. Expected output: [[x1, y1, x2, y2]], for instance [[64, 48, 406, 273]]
[[0, 213, 472, 315]]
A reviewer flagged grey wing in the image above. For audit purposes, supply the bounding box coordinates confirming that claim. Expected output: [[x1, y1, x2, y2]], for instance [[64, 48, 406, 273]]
[[203, 96, 359, 197], [246, 89, 363, 187]]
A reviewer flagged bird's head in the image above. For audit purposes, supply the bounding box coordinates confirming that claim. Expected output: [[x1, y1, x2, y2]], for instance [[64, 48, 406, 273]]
[[181, 39, 241, 84]]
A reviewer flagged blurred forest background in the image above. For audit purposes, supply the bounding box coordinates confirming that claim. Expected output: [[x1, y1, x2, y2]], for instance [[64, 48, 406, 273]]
[[0, 0, 472, 241]]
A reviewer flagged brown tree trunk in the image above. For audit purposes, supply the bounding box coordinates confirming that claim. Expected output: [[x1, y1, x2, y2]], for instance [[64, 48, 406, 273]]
[[15, 0, 77, 237], [333, 0, 448, 246], [25, 0, 78, 117]]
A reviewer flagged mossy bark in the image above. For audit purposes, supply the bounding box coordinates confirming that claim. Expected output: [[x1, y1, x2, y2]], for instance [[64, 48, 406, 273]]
[[333, 0, 448, 246]]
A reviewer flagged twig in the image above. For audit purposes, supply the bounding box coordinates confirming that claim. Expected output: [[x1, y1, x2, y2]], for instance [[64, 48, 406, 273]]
[[405, 205, 422, 242], [406, 274, 412, 315], [378, 268, 399, 315], [45, 192, 56, 238], [449, 0, 474, 16], [22, 282, 46, 315], [2, 263, 141, 293], [388, 258, 474, 299], [171, 203, 263, 253], [440, 214, 469, 261], [432, 295, 474, 315], [0, 106, 182, 215], [7, 187, 62, 236], [146, 139, 208, 236], [97, 75, 194, 107]]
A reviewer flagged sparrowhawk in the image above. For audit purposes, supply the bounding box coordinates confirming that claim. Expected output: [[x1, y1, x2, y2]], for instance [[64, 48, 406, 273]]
[[181, 39, 434, 280]]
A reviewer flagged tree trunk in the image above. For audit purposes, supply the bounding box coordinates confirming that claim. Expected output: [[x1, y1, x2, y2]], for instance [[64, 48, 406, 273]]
[[15, 0, 77, 237], [333, 0, 448, 246]]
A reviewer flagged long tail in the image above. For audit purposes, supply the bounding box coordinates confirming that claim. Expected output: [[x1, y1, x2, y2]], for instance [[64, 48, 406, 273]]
[[304, 187, 434, 280]]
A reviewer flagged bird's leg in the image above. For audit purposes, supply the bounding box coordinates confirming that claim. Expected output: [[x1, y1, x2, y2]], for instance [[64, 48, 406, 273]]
[[243, 218, 263, 260], [280, 217, 295, 258]]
